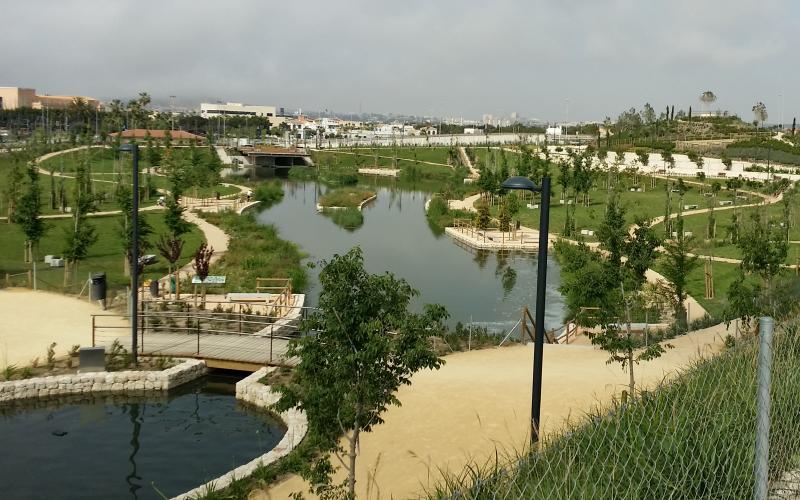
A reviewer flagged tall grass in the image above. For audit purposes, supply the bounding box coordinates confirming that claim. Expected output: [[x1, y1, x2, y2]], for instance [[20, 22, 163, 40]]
[[319, 187, 375, 208], [199, 211, 307, 292], [431, 323, 800, 499]]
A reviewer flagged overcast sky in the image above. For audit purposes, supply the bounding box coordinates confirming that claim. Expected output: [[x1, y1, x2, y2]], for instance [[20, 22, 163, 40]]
[[2, 0, 797, 123]]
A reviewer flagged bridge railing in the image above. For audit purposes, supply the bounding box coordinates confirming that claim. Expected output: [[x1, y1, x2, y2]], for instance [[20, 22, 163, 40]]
[[91, 303, 318, 367]]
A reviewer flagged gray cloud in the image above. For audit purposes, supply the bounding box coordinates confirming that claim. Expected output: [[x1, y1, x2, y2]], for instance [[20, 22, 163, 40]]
[[2, 0, 796, 122]]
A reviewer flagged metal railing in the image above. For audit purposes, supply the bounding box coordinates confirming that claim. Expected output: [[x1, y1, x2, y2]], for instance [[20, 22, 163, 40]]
[[91, 302, 316, 367]]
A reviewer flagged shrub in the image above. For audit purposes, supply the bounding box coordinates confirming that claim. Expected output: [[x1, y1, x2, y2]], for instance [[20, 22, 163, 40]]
[[253, 181, 284, 206]]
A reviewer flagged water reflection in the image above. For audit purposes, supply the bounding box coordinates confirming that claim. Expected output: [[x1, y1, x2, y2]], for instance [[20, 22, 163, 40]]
[[0, 375, 286, 500], [256, 179, 567, 332]]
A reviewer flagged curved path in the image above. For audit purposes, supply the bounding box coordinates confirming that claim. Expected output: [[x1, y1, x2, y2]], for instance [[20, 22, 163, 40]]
[[258, 322, 729, 500]]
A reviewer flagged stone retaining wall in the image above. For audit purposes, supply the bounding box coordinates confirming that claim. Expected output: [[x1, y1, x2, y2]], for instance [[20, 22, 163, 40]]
[[0, 359, 206, 403], [172, 367, 308, 500]]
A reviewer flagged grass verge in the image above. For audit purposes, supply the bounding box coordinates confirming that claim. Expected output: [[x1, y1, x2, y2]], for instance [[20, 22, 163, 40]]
[[198, 210, 307, 293]]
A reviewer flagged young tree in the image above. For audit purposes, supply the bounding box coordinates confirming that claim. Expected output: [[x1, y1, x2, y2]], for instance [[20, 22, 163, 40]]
[[61, 158, 98, 284], [475, 201, 491, 231], [752, 102, 768, 128], [115, 183, 153, 276], [736, 211, 788, 310], [13, 163, 47, 263], [4, 158, 25, 222], [498, 198, 511, 232], [274, 248, 446, 498], [193, 242, 214, 306], [659, 215, 699, 330]]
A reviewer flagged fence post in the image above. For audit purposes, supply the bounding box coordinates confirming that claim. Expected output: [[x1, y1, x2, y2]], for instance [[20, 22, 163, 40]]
[[754, 316, 774, 500]]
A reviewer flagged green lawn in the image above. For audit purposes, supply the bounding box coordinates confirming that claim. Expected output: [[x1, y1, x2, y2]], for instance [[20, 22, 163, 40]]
[[504, 174, 732, 241], [663, 201, 799, 264], [0, 212, 204, 293]]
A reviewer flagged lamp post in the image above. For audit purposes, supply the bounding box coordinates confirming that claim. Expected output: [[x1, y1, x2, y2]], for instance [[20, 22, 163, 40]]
[[501, 175, 551, 443], [119, 143, 139, 366]]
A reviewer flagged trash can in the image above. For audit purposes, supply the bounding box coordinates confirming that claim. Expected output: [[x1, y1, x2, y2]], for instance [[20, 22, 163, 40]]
[[150, 279, 160, 298], [90, 273, 106, 301]]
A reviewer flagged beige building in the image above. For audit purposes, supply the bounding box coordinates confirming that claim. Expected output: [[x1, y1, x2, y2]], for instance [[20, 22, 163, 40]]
[[0, 87, 100, 110]]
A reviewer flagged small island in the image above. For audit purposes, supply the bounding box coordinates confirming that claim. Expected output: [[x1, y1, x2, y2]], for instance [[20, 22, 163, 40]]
[[316, 187, 377, 211]]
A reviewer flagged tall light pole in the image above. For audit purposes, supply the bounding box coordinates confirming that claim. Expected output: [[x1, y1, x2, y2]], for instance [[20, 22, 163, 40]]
[[119, 143, 139, 365], [500, 175, 552, 443]]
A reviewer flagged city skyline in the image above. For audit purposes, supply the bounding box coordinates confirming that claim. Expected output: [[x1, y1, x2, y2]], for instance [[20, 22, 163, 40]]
[[1, 0, 797, 124]]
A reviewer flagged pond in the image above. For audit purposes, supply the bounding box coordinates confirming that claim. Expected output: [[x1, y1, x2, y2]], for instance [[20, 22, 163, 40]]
[[257, 178, 567, 332], [0, 373, 286, 500]]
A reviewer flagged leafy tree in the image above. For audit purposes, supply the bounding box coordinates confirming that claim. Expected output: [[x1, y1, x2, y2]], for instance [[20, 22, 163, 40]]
[[475, 201, 491, 230], [556, 213, 667, 396], [736, 211, 788, 307], [659, 215, 699, 330], [4, 158, 25, 222], [115, 183, 153, 275], [274, 248, 446, 497], [597, 195, 627, 273], [641, 103, 656, 125], [13, 163, 47, 263], [61, 161, 98, 284], [498, 198, 511, 232], [752, 102, 768, 127]]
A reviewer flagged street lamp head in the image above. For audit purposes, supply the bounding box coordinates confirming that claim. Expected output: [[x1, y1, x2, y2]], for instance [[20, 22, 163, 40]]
[[501, 176, 540, 192]]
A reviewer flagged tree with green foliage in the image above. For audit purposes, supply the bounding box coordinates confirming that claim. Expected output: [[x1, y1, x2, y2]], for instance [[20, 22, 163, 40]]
[[115, 183, 153, 276], [13, 163, 47, 263], [659, 214, 699, 331], [274, 248, 446, 498], [498, 198, 511, 232], [4, 158, 25, 222], [556, 210, 665, 396], [61, 159, 98, 285], [707, 182, 721, 238], [737, 211, 788, 306], [475, 201, 491, 231]]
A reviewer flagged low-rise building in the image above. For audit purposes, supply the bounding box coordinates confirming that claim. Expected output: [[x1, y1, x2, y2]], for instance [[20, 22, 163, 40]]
[[0, 87, 100, 110], [200, 102, 276, 119]]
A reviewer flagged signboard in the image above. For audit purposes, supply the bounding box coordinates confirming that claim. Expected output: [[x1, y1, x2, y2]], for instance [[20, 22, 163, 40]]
[[191, 275, 226, 285]]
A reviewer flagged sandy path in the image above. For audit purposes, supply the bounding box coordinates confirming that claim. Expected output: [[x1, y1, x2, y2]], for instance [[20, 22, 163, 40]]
[[0, 289, 127, 368], [258, 323, 729, 499]]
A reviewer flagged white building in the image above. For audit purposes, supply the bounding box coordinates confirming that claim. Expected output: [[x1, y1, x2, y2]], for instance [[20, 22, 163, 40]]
[[200, 102, 277, 119], [545, 125, 563, 136]]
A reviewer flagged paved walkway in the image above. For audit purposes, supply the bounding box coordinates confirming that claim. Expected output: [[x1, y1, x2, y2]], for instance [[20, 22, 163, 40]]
[[0, 289, 125, 368], [258, 322, 729, 499]]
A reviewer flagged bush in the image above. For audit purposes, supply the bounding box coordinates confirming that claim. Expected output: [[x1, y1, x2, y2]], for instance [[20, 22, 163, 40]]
[[253, 181, 284, 206]]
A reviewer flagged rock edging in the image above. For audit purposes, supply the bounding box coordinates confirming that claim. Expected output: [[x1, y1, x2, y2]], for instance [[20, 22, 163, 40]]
[[171, 366, 308, 499], [0, 359, 206, 403]]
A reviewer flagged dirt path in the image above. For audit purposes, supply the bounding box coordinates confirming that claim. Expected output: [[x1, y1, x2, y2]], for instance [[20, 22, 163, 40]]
[[0, 289, 126, 368], [258, 323, 730, 500]]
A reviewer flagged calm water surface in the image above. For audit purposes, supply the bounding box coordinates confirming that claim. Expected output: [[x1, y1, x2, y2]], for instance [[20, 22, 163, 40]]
[[0, 374, 286, 500], [257, 179, 566, 331]]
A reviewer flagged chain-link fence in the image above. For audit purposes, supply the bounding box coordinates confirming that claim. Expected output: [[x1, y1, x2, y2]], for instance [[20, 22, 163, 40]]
[[433, 317, 800, 499]]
